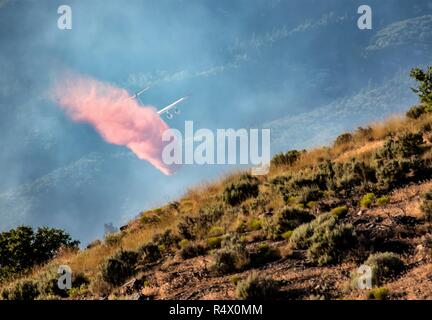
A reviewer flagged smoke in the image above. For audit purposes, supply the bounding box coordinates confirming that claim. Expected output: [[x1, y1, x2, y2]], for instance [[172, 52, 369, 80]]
[[51, 72, 176, 175]]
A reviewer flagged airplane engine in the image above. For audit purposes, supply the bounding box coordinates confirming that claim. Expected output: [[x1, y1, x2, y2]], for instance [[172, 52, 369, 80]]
[[166, 112, 173, 119], [174, 108, 180, 114]]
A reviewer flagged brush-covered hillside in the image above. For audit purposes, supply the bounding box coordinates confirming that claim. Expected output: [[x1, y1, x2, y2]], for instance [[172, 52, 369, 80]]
[[1, 67, 432, 301]]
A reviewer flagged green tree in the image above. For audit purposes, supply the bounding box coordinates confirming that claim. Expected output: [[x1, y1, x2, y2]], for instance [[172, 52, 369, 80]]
[[410, 66, 432, 106], [0, 226, 79, 280]]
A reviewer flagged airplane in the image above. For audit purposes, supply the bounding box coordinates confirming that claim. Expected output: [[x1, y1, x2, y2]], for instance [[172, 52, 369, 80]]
[[130, 86, 188, 119], [156, 96, 188, 119], [130, 86, 150, 99]]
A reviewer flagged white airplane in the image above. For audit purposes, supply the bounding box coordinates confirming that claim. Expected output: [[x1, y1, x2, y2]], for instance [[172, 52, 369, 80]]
[[156, 96, 188, 119], [130, 86, 150, 99], [130, 86, 188, 119]]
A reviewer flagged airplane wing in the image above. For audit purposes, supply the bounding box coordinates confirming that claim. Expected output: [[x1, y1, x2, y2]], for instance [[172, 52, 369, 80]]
[[130, 86, 150, 99], [157, 96, 188, 115]]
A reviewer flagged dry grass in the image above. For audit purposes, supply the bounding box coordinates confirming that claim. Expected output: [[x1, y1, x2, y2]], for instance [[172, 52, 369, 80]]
[[269, 147, 329, 177], [365, 113, 432, 140], [335, 140, 385, 163], [73, 210, 183, 275], [270, 113, 432, 176], [182, 170, 242, 206]]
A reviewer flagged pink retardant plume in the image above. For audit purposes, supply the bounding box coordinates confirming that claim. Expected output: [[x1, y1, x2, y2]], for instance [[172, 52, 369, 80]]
[[52, 73, 176, 175]]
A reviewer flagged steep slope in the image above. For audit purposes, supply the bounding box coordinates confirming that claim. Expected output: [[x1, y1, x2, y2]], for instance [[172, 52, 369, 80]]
[[1, 101, 432, 300]]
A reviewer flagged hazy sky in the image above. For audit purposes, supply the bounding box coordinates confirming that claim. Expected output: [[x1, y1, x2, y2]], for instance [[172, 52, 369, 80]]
[[1, 0, 431, 244]]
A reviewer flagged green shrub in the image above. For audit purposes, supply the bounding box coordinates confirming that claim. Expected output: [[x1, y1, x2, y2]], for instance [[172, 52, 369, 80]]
[[334, 133, 353, 146], [298, 187, 323, 205], [207, 237, 223, 249], [248, 219, 262, 231], [210, 241, 250, 275], [152, 229, 180, 251], [364, 252, 405, 285], [271, 171, 327, 204], [40, 276, 69, 298], [373, 134, 427, 189], [235, 220, 247, 234], [39, 271, 90, 298], [406, 104, 428, 119], [376, 196, 390, 206], [374, 133, 424, 161], [177, 217, 195, 240], [271, 150, 303, 167], [421, 121, 432, 133], [208, 226, 225, 237], [211, 250, 246, 275], [235, 272, 280, 300], [222, 174, 260, 206], [104, 232, 123, 247], [330, 206, 348, 217], [249, 243, 280, 267], [101, 250, 139, 286], [178, 239, 190, 248], [420, 189, 432, 221], [396, 132, 424, 158], [177, 204, 224, 240], [289, 222, 314, 250], [179, 242, 206, 259], [89, 274, 111, 297], [281, 230, 293, 240], [264, 207, 314, 240], [367, 287, 390, 300], [39, 270, 77, 298], [279, 208, 315, 229], [1, 281, 40, 300], [333, 159, 376, 193], [424, 123, 432, 139], [306, 201, 317, 208], [140, 212, 161, 224], [230, 275, 241, 285], [374, 158, 411, 189], [360, 193, 375, 208], [355, 126, 374, 141], [73, 272, 90, 289], [68, 285, 89, 298], [138, 243, 162, 263], [290, 213, 356, 266], [307, 223, 356, 266], [86, 239, 102, 249]]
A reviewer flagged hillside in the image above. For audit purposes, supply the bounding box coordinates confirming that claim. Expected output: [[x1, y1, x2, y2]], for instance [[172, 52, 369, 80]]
[[2, 4, 432, 244], [1, 68, 432, 300]]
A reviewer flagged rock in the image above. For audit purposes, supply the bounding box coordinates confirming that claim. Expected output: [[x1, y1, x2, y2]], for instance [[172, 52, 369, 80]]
[[414, 244, 430, 262], [120, 278, 145, 295], [131, 293, 140, 300], [141, 286, 159, 299]]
